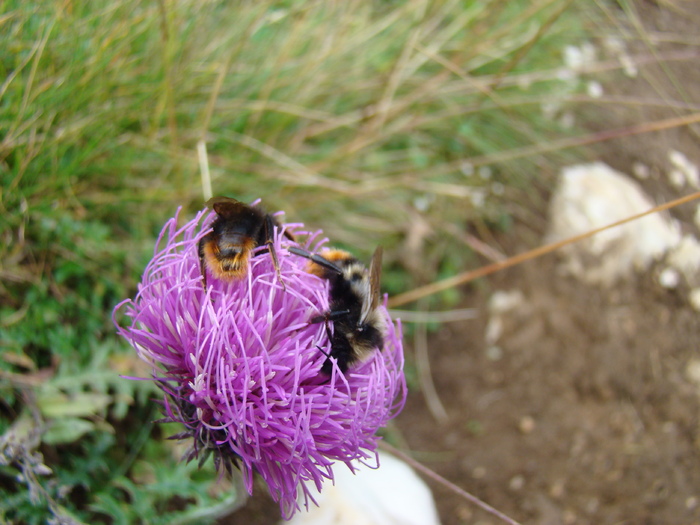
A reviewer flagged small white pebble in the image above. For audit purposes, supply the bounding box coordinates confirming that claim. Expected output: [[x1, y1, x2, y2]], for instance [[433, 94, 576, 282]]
[[619, 53, 638, 77], [563, 42, 596, 71], [509, 474, 525, 491], [485, 319, 502, 345], [563, 45, 583, 69], [669, 149, 700, 189], [632, 162, 650, 179], [519, 416, 536, 434], [550, 479, 565, 499], [472, 466, 487, 479], [587, 81, 603, 98], [668, 236, 700, 280], [668, 169, 686, 188], [691, 289, 700, 312], [658, 267, 680, 288], [489, 290, 525, 314], [485, 345, 503, 361], [685, 359, 700, 385]]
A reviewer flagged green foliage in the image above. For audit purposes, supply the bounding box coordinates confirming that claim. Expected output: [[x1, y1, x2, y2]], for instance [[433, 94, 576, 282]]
[[1, 421, 232, 525], [0, 0, 590, 522]]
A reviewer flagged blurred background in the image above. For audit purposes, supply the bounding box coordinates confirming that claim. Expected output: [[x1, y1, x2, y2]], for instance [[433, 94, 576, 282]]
[[2, 1, 700, 524]]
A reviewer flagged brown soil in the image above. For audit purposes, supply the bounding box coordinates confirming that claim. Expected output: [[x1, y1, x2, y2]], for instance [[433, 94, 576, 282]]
[[227, 2, 700, 524], [402, 258, 700, 525]]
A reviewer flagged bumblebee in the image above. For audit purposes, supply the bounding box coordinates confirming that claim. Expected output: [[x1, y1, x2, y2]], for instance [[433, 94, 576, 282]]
[[198, 197, 292, 288], [289, 246, 385, 374]]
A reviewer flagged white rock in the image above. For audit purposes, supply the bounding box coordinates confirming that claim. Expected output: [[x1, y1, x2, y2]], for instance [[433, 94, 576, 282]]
[[284, 452, 441, 525], [667, 234, 700, 286], [685, 359, 700, 386], [485, 316, 504, 346], [668, 150, 700, 189], [488, 290, 525, 315], [620, 54, 638, 77], [668, 169, 686, 189], [485, 290, 525, 345], [546, 162, 682, 285], [689, 288, 700, 311]]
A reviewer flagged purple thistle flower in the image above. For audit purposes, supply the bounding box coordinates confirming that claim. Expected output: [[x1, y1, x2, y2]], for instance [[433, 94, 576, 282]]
[[112, 203, 406, 519]]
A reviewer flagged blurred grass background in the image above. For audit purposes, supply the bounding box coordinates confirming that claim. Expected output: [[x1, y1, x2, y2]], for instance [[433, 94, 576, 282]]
[[0, 0, 602, 523]]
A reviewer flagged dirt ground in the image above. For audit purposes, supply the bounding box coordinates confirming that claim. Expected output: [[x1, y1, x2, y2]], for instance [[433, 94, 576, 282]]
[[228, 2, 700, 524]]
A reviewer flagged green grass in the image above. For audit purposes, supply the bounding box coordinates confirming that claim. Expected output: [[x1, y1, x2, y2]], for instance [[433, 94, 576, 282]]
[[0, 1, 590, 522]]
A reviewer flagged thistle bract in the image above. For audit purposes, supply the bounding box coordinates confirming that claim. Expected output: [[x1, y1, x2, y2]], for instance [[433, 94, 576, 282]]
[[113, 204, 406, 519]]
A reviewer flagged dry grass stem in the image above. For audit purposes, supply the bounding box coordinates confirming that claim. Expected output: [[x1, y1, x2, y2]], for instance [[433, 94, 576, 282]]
[[389, 191, 700, 307]]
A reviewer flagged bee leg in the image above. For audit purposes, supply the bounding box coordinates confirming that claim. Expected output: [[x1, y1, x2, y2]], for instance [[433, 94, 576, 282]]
[[310, 309, 349, 324], [316, 345, 330, 359], [317, 320, 336, 376], [318, 345, 337, 382], [198, 235, 210, 290], [288, 247, 343, 275], [320, 355, 338, 377], [264, 214, 286, 291], [326, 309, 351, 321]]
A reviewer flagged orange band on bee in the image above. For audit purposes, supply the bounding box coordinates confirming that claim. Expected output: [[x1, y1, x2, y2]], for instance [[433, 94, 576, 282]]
[[317, 249, 352, 262], [203, 238, 254, 280], [305, 249, 353, 277]]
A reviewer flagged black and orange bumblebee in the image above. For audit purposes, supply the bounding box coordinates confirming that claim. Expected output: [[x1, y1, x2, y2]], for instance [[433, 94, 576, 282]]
[[198, 197, 293, 288]]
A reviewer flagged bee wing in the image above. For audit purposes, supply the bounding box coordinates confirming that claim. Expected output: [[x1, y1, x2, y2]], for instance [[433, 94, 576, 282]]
[[361, 246, 383, 323]]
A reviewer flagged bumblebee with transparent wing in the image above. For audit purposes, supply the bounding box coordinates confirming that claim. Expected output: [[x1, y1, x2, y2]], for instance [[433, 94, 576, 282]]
[[289, 246, 385, 375]]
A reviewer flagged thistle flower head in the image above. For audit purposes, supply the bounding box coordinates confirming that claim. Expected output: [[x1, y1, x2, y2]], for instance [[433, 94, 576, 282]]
[[113, 203, 406, 519]]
